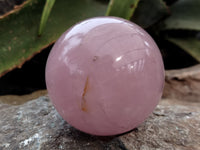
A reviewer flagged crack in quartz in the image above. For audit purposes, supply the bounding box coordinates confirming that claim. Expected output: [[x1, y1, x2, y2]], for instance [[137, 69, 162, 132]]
[[81, 76, 89, 112]]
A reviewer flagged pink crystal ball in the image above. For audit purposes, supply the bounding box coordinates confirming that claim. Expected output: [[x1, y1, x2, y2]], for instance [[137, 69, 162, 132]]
[[45, 17, 164, 136]]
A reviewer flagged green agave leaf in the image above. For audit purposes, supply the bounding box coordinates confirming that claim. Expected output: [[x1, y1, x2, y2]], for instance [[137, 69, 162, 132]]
[[106, 0, 140, 20], [132, 0, 169, 28], [0, 0, 107, 77], [164, 0, 200, 30], [168, 38, 200, 62], [38, 0, 56, 36]]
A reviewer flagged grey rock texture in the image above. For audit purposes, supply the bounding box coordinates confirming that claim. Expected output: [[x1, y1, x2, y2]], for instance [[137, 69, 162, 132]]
[[0, 96, 200, 150], [164, 64, 200, 102], [120, 105, 200, 150]]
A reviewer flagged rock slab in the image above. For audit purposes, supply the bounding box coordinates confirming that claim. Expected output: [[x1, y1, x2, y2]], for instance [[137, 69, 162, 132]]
[[164, 64, 200, 102], [0, 96, 200, 150]]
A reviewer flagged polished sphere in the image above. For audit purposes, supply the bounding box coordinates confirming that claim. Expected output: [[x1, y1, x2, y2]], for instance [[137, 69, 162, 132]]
[[45, 17, 164, 136]]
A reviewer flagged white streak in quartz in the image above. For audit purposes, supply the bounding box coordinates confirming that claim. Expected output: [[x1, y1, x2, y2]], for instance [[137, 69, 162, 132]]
[[113, 49, 146, 70], [132, 61, 138, 72], [135, 28, 145, 36], [59, 35, 82, 63], [117, 58, 145, 73], [127, 64, 134, 73], [59, 36, 84, 75], [64, 59, 83, 75], [115, 56, 122, 62], [138, 59, 145, 71], [145, 48, 150, 56], [144, 41, 150, 47]]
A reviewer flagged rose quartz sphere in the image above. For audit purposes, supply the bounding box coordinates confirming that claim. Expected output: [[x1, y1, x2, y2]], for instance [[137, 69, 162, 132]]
[[45, 17, 164, 136]]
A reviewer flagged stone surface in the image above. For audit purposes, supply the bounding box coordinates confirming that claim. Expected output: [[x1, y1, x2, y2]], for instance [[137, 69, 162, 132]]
[[120, 105, 200, 150], [0, 96, 200, 150], [163, 64, 200, 102], [46, 17, 164, 135]]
